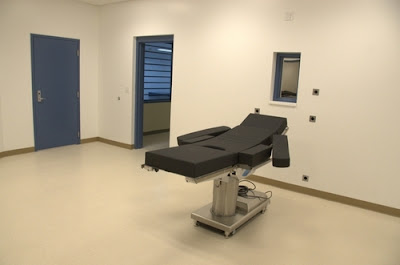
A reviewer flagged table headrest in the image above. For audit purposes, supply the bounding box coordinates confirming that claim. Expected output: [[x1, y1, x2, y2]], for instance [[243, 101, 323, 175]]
[[240, 114, 287, 135]]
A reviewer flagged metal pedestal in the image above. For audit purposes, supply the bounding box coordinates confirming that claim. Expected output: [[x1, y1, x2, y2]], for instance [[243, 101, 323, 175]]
[[191, 176, 270, 238]]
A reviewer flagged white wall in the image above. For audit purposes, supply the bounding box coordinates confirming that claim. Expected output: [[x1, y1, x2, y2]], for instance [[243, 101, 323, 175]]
[[0, 0, 99, 151], [0, 96, 3, 152], [143, 102, 171, 133], [99, 0, 400, 209]]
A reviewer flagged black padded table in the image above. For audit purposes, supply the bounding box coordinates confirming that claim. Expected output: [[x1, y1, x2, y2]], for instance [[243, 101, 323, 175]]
[[144, 114, 290, 178], [143, 113, 291, 238]]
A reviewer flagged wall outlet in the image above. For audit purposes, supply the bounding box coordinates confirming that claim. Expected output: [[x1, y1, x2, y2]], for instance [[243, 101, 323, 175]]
[[254, 108, 260, 114], [309, 115, 316, 123], [312, 88, 320, 96], [302, 175, 309, 182]]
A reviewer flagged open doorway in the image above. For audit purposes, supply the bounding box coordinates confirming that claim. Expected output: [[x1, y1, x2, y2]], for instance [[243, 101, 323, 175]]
[[134, 35, 173, 149]]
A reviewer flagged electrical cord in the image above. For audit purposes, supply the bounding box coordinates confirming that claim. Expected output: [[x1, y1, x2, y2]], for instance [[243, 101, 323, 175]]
[[238, 179, 272, 200]]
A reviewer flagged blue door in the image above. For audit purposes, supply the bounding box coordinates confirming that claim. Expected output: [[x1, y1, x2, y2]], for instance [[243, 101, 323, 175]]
[[31, 34, 80, 151]]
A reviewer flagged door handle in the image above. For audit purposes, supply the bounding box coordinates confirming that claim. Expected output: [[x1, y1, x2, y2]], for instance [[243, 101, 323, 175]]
[[37, 90, 46, 103]]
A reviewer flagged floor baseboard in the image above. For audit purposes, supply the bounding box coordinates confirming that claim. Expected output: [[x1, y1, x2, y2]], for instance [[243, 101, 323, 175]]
[[81, 137, 134, 150], [0, 147, 35, 158], [143, 129, 170, 136], [80, 137, 99, 144], [248, 175, 400, 218], [1, 137, 134, 159]]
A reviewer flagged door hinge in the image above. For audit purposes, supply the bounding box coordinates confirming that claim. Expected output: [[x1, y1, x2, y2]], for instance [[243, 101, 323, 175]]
[[77, 91, 80, 98], [77, 50, 80, 56], [78, 132, 80, 138]]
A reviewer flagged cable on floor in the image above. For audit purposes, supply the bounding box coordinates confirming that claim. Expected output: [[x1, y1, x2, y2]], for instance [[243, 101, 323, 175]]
[[238, 179, 272, 200]]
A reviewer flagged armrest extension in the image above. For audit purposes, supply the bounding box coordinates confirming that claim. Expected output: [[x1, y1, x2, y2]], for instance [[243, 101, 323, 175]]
[[177, 126, 231, 146], [272, 135, 290, 167]]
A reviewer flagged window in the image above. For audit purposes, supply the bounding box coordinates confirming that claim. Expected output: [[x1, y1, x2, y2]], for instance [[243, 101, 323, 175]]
[[143, 42, 173, 102], [273, 53, 301, 103]]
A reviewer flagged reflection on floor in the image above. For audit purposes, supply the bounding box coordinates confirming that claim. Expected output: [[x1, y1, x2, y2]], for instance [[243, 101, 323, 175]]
[[143, 132, 169, 151], [0, 138, 399, 265]]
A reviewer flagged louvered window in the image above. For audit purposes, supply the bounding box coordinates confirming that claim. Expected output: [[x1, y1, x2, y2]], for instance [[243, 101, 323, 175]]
[[143, 42, 173, 102]]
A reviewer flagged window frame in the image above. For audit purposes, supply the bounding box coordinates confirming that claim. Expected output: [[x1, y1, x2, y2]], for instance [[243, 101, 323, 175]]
[[134, 35, 173, 149], [273, 52, 301, 103]]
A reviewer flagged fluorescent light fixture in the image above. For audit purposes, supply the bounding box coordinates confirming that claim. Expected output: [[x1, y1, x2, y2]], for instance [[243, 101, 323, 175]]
[[157, 48, 172, 53]]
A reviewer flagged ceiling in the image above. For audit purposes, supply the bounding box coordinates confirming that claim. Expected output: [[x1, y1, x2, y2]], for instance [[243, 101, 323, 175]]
[[76, 0, 131, 5]]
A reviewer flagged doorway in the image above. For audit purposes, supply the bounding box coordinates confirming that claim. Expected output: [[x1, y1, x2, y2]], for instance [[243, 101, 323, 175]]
[[31, 34, 80, 151], [134, 35, 173, 149]]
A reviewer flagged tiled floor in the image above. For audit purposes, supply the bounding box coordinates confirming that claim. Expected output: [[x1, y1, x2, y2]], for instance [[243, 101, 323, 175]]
[[0, 133, 399, 265]]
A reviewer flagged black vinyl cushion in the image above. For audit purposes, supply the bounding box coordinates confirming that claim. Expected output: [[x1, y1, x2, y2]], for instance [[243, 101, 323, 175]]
[[177, 135, 215, 145], [145, 145, 238, 178], [239, 144, 272, 167], [194, 126, 275, 152], [240, 114, 287, 136], [145, 114, 289, 178], [272, 135, 290, 167], [177, 126, 231, 145]]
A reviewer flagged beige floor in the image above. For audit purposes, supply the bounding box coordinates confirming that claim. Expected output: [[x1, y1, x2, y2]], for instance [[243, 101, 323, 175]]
[[0, 133, 399, 265]]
